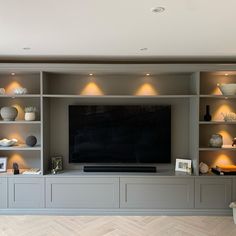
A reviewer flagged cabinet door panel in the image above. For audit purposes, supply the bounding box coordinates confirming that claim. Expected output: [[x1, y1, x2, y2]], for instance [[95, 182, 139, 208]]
[[8, 178, 45, 208], [46, 177, 119, 208], [120, 177, 194, 209], [0, 177, 7, 208], [195, 178, 232, 209]]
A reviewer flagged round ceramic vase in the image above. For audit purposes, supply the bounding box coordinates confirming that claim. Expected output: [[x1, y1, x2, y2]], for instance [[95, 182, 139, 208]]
[[0, 106, 18, 121], [209, 134, 223, 148]]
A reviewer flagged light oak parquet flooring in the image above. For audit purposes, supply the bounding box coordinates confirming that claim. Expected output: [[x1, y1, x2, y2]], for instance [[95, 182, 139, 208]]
[[0, 216, 235, 236]]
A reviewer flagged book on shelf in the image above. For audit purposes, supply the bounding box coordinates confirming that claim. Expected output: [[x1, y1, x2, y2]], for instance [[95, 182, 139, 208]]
[[212, 165, 236, 175]]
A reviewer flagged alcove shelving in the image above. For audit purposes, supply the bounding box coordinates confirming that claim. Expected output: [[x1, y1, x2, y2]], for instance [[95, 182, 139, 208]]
[[0, 71, 42, 174], [41, 71, 199, 175], [199, 72, 236, 174]]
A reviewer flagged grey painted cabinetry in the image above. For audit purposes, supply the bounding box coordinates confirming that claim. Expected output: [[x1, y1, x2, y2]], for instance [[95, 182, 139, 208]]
[[46, 177, 119, 208], [8, 177, 45, 208], [0, 178, 7, 208], [120, 177, 194, 209], [195, 178, 232, 209]]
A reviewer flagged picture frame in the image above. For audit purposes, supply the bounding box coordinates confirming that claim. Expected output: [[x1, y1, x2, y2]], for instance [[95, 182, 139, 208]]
[[51, 156, 63, 171], [0, 157, 7, 173], [175, 158, 192, 173]]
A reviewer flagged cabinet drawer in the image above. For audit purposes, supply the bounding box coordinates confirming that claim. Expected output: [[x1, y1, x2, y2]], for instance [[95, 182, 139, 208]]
[[195, 178, 232, 209], [120, 177, 194, 209], [0, 177, 7, 208], [46, 177, 119, 208], [8, 178, 45, 208]]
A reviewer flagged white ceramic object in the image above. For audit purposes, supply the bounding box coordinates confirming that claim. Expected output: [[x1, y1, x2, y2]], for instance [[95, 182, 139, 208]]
[[221, 112, 236, 122], [0, 106, 18, 121], [0, 88, 5, 95], [218, 83, 236, 95], [13, 87, 28, 95], [0, 138, 18, 147], [209, 134, 223, 148], [25, 112, 36, 121], [199, 162, 209, 174]]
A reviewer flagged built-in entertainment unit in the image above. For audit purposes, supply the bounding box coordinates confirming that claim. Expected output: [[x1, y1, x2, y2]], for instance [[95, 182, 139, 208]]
[[69, 105, 171, 170]]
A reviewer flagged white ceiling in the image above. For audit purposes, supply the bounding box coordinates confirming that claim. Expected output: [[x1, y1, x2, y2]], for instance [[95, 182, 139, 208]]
[[0, 0, 236, 59]]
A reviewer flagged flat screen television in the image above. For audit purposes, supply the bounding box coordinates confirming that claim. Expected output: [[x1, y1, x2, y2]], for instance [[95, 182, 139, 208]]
[[69, 105, 171, 164]]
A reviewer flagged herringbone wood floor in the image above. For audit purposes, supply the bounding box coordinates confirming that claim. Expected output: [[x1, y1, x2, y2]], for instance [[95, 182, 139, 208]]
[[0, 216, 235, 236]]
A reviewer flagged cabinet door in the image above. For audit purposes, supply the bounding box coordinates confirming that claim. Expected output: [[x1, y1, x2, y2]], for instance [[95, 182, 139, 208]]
[[46, 177, 119, 208], [0, 177, 7, 208], [120, 177, 194, 209], [195, 178, 232, 209], [8, 177, 45, 208]]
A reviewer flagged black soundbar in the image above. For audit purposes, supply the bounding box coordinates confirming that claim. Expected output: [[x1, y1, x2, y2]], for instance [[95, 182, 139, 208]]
[[83, 166, 156, 173]]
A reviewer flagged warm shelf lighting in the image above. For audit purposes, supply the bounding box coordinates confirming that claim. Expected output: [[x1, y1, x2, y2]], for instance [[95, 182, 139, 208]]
[[146, 73, 150, 76], [225, 73, 229, 76], [11, 73, 15, 76], [89, 73, 93, 76]]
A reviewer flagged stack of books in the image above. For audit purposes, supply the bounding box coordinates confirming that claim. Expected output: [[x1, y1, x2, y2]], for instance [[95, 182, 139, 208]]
[[212, 165, 236, 175]]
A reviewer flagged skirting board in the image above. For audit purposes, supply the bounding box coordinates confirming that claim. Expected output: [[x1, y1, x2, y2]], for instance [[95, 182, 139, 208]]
[[0, 209, 232, 216]]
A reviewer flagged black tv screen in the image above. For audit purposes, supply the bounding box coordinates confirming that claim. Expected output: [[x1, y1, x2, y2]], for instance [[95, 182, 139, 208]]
[[69, 105, 171, 164]]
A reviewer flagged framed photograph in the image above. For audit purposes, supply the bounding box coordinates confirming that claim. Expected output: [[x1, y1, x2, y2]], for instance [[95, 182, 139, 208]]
[[175, 158, 192, 173], [51, 156, 63, 171], [0, 157, 7, 172]]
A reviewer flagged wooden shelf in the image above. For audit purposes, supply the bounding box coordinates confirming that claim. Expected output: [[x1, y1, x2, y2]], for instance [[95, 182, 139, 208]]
[[0, 144, 41, 151], [0, 121, 41, 124]]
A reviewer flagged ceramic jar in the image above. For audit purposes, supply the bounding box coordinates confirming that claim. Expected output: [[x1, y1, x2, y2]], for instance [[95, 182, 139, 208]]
[[25, 112, 36, 121], [209, 134, 223, 148], [0, 106, 18, 121]]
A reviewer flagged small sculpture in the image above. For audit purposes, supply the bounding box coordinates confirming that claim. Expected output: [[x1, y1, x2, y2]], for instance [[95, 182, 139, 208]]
[[199, 162, 209, 174], [232, 138, 236, 147], [26, 135, 37, 147], [13, 162, 19, 175]]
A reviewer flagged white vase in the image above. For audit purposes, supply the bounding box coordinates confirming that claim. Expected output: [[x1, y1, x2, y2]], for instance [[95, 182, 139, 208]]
[[25, 112, 36, 121]]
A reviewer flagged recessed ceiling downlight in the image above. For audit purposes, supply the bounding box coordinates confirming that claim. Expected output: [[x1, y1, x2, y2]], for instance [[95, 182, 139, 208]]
[[151, 7, 165, 13]]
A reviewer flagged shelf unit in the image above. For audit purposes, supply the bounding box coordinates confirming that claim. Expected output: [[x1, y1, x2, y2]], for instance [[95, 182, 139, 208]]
[[0, 72, 42, 173], [0, 66, 236, 176], [199, 72, 236, 173]]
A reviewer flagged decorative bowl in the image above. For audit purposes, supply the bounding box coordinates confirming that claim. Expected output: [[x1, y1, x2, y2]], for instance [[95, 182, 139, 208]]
[[218, 83, 236, 95], [0, 138, 18, 147], [13, 87, 28, 95]]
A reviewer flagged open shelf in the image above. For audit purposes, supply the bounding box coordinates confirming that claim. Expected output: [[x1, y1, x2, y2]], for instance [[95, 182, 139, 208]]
[[43, 94, 197, 98], [0, 121, 41, 124], [199, 121, 236, 124], [199, 145, 236, 151], [0, 144, 41, 151]]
